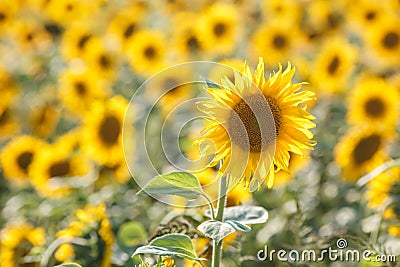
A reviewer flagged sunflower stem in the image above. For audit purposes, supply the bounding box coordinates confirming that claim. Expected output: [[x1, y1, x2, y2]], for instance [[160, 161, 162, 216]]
[[212, 174, 228, 267]]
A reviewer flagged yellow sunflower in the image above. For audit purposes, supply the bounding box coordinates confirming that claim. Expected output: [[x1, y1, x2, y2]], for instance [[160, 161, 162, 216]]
[[29, 101, 61, 137], [261, 0, 302, 25], [0, 102, 19, 139], [347, 76, 399, 131], [0, 135, 47, 185], [199, 3, 239, 56], [58, 66, 110, 116], [0, 1, 18, 34], [107, 5, 145, 51], [365, 16, 400, 69], [172, 11, 206, 61], [310, 36, 357, 94], [196, 58, 316, 190], [126, 30, 167, 76], [30, 141, 90, 197], [250, 22, 298, 68], [55, 203, 114, 267], [82, 95, 128, 166], [335, 127, 392, 183], [348, 0, 389, 30], [366, 168, 399, 208], [0, 222, 45, 267], [60, 24, 98, 60]]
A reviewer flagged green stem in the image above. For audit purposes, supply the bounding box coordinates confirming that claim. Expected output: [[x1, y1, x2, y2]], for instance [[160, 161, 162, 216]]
[[212, 175, 228, 267]]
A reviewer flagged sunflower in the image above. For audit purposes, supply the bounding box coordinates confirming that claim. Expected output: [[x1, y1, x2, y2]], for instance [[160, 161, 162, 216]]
[[250, 22, 298, 68], [58, 66, 110, 116], [29, 101, 61, 137], [29, 141, 90, 198], [83, 40, 118, 81], [172, 12, 206, 61], [82, 95, 128, 166], [366, 168, 400, 208], [0, 102, 19, 139], [0, 136, 47, 185], [55, 203, 114, 267], [44, 0, 100, 26], [310, 37, 357, 94], [261, 0, 302, 25], [335, 127, 392, 182], [0, 222, 45, 267], [347, 76, 399, 131], [196, 58, 316, 190], [199, 3, 239, 56], [126, 30, 167, 76], [107, 5, 145, 51], [60, 24, 97, 60], [365, 16, 400, 69], [0, 1, 18, 34], [348, 0, 388, 30]]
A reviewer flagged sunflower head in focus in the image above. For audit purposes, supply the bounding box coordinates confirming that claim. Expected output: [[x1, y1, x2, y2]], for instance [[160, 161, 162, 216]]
[[196, 58, 316, 190], [0, 222, 45, 267], [347, 76, 399, 131]]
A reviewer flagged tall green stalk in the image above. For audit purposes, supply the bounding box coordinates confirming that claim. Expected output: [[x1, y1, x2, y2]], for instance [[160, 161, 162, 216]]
[[211, 175, 228, 267]]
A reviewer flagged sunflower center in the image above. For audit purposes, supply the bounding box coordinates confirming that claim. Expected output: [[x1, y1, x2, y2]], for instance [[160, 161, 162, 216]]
[[26, 33, 33, 42], [213, 22, 226, 37], [0, 109, 9, 125], [327, 55, 340, 75], [0, 12, 5, 21], [144, 46, 156, 59], [382, 32, 399, 49], [66, 4, 74, 11], [49, 160, 71, 177], [99, 54, 111, 69], [327, 13, 340, 29], [124, 23, 136, 38], [272, 34, 286, 49], [365, 11, 376, 21], [74, 81, 86, 95], [44, 23, 62, 37], [365, 97, 385, 117], [78, 34, 91, 49], [353, 134, 381, 165], [99, 115, 120, 146], [186, 36, 200, 51], [17, 151, 33, 173], [229, 94, 280, 153]]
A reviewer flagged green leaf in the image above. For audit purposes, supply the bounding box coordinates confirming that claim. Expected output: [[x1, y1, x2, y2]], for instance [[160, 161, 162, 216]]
[[132, 233, 205, 261], [117, 221, 147, 247], [138, 172, 204, 199], [197, 220, 251, 243], [205, 205, 268, 224], [205, 79, 221, 89], [53, 264, 82, 267]]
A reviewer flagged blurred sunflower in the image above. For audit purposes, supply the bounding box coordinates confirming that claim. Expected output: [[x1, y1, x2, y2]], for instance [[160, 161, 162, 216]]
[[44, 0, 100, 26], [58, 67, 110, 116], [55, 203, 114, 267], [347, 76, 399, 131], [305, 0, 345, 36], [197, 58, 316, 190], [60, 25, 97, 60], [172, 12, 206, 61], [0, 102, 19, 139], [250, 22, 297, 67], [30, 141, 90, 198], [0, 1, 18, 34], [348, 0, 387, 29], [82, 95, 128, 166], [0, 135, 47, 185], [199, 3, 239, 56], [335, 127, 391, 182], [107, 6, 145, 51], [365, 16, 400, 69], [29, 101, 61, 137], [366, 168, 399, 208], [261, 0, 302, 25], [126, 30, 167, 76], [310, 37, 357, 94], [83, 40, 118, 81], [11, 19, 51, 54], [0, 222, 45, 267]]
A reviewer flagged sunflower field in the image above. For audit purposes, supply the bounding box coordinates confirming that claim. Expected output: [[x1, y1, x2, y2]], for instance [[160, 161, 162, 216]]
[[0, 0, 400, 267]]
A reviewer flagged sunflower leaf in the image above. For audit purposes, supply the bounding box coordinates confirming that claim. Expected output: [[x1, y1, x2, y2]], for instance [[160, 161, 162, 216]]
[[205, 205, 268, 225], [205, 79, 221, 89], [197, 220, 251, 244], [132, 233, 205, 261], [138, 172, 205, 199]]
